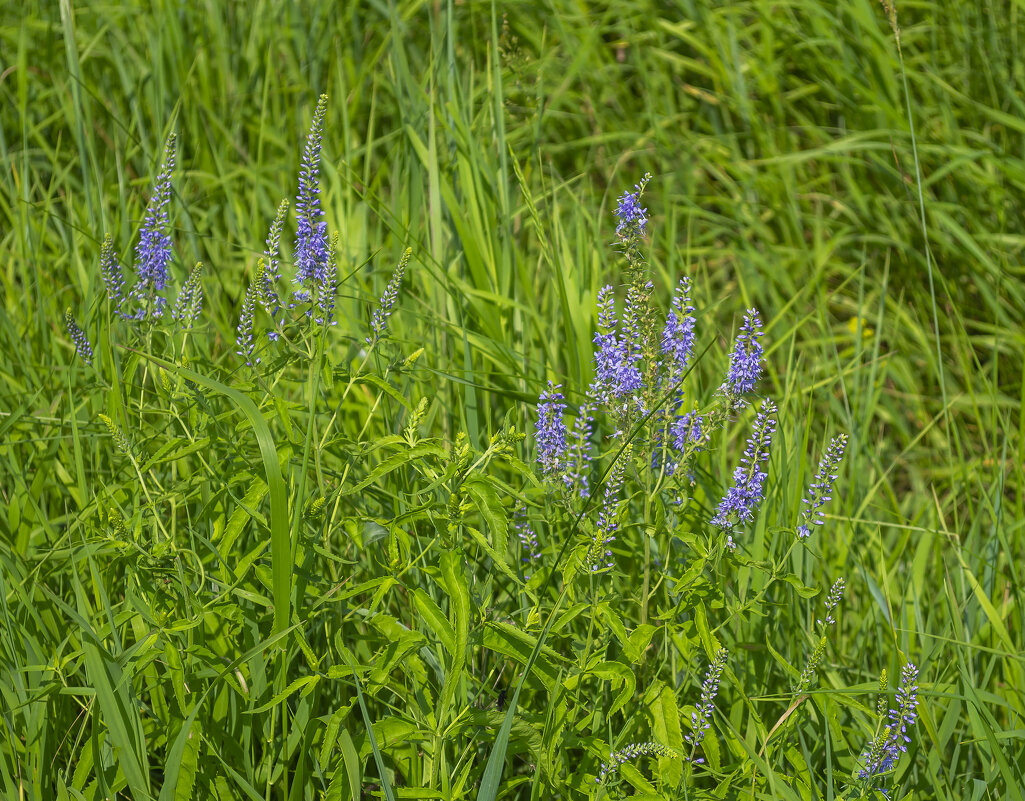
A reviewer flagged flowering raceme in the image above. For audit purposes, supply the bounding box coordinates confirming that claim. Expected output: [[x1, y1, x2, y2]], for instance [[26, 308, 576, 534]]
[[591, 285, 643, 406], [597, 741, 676, 784], [614, 181, 649, 238], [131, 134, 177, 319], [367, 248, 411, 344], [859, 663, 921, 782], [722, 308, 764, 397], [711, 398, 777, 542], [797, 433, 849, 540], [535, 381, 568, 479], [685, 648, 728, 761], [65, 309, 93, 364], [293, 94, 330, 309]]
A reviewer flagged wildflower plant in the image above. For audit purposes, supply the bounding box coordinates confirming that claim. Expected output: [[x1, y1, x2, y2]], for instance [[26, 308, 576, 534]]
[[855, 663, 922, 795], [47, 94, 939, 801], [514, 175, 895, 797]]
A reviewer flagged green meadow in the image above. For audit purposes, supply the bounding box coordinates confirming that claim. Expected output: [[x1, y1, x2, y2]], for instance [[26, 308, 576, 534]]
[[1, 1, 1022, 799]]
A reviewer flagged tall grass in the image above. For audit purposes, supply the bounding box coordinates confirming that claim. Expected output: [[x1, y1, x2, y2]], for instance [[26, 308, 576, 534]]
[[1, 1, 1022, 799]]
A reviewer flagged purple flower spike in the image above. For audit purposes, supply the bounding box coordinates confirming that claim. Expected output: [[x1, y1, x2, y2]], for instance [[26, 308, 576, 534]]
[[587, 442, 631, 572], [858, 662, 920, 782], [293, 95, 330, 301], [260, 199, 289, 318], [596, 741, 676, 784], [131, 134, 176, 318], [797, 433, 849, 540], [661, 277, 696, 377], [614, 183, 649, 237], [237, 262, 264, 367], [591, 285, 643, 406], [564, 403, 594, 497], [367, 248, 410, 343], [515, 505, 541, 569], [685, 648, 728, 760], [99, 235, 127, 317], [535, 381, 568, 479], [65, 309, 93, 364], [722, 309, 764, 397], [711, 399, 777, 538]]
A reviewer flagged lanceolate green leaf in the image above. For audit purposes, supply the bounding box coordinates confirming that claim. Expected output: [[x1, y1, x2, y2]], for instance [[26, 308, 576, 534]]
[[438, 548, 470, 725]]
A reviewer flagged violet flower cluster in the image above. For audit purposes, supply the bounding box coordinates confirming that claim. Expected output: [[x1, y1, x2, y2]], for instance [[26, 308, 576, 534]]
[[859, 663, 921, 782], [535, 381, 568, 479], [614, 178, 649, 238], [130, 134, 177, 319], [229, 96, 410, 364], [685, 648, 728, 761], [710, 399, 777, 542], [292, 94, 330, 310], [721, 309, 764, 397], [797, 433, 849, 540], [93, 134, 204, 326], [660, 277, 696, 381], [596, 741, 676, 784], [591, 285, 644, 407], [64, 309, 93, 365]]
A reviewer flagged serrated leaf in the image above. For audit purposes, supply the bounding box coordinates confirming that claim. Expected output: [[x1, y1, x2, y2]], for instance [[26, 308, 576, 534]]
[[438, 549, 470, 724], [465, 525, 520, 584], [343, 442, 448, 495], [412, 588, 455, 654], [651, 684, 684, 787], [463, 475, 509, 559], [249, 675, 321, 714]]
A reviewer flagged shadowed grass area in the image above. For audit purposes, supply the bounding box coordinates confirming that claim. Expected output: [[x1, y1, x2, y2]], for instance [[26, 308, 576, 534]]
[[1, 1, 1022, 799]]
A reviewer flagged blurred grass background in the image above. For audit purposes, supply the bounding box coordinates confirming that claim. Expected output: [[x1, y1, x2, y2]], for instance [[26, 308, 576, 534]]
[[1, 0, 1023, 797]]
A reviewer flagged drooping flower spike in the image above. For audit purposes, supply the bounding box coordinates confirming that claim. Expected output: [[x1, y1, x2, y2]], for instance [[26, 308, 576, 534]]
[[65, 309, 93, 365], [596, 741, 676, 784], [818, 577, 845, 627]]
